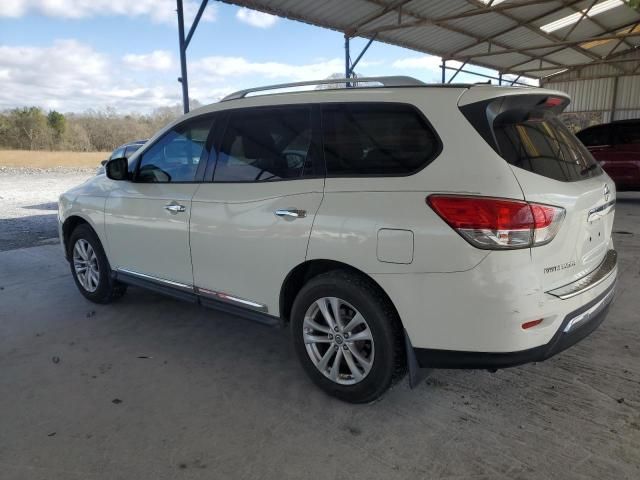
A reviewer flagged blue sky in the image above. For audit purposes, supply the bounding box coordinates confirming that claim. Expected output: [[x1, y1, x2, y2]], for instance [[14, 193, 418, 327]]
[[0, 0, 531, 113]]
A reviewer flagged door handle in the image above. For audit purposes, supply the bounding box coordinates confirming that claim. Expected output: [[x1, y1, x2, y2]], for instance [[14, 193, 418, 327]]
[[165, 203, 186, 213], [275, 208, 307, 219]]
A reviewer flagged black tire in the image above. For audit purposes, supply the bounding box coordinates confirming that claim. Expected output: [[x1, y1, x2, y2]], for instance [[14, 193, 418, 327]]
[[67, 224, 127, 304], [291, 270, 406, 403]]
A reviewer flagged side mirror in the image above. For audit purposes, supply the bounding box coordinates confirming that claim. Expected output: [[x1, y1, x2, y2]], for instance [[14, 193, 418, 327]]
[[105, 157, 129, 181]]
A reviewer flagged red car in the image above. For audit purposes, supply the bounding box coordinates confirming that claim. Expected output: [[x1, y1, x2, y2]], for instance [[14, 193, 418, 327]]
[[577, 119, 640, 191]]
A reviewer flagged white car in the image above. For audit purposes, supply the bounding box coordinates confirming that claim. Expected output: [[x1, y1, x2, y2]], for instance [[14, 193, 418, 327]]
[[58, 76, 617, 403]]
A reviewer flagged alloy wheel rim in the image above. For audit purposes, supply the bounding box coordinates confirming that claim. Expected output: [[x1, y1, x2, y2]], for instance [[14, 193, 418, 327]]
[[303, 297, 374, 385], [73, 239, 100, 293]]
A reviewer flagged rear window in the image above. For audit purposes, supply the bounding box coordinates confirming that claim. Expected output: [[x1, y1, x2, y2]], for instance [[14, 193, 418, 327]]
[[576, 125, 611, 146], [494, 111, 602, 182], [321, 103, 440, 176], [613, 122, 640, 145]]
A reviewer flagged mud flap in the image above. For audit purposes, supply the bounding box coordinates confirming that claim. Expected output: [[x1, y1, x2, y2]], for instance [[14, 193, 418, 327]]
[[404, 329, 431, 388]]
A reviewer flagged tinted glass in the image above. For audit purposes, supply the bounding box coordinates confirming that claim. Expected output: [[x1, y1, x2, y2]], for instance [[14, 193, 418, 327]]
[[614, 123, 640, 145], [322, 103, 439, 176], [576, 125, 611, 146], [137, 117, 213, 183], [494, 111, 602, 182], [214, 106, 313, 182], [110, 147, 125, 159], [124, 144, 143, 158]]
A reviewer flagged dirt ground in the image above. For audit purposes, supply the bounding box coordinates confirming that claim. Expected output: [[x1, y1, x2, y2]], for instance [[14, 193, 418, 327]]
[[0, 150, 109, 169]]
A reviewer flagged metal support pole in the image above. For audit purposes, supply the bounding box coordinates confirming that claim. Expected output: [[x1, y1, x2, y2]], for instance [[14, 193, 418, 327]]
[[344, 34, 351, 87], [177, 0, 190, 114], [441, 65, 530, 87], [441, 59, 446, 84], [185, 0, 209, 48], [447, 61, 467, 84], [350, 34, 377, 73], [498, 72, 502, 86], [610, 76, 619, 122]]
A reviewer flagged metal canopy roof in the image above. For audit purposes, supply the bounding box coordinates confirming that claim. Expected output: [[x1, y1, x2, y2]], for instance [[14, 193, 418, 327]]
[[220, 0, 640, 80]]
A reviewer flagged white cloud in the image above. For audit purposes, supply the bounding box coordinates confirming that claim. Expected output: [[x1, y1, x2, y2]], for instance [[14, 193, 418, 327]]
[[123, 50, 174, 71], [392, 55, 441, 70], [193, 56, 344, 81], [236, 7, 278, 28], [0, 40, 182, 112], [0, 40, 384, 113], [392, 55, 462, 71], [0, 0, 217, 25], [0, 41, 350, 112]]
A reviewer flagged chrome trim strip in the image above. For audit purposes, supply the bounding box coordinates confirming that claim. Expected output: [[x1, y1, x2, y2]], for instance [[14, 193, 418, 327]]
[[563, 286, 615, 333], [195, 287, 268, 313], [587, 200, 616, 222], [116, 269, 194, 292], [547, 250, 617, 300], [115, 270, 269, 313]]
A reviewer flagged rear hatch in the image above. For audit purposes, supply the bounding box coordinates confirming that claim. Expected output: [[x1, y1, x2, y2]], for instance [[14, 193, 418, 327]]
[[459, 89, 615, 291]]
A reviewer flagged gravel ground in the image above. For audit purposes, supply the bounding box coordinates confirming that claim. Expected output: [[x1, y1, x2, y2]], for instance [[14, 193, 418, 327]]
[[0, 168, 93, 252]]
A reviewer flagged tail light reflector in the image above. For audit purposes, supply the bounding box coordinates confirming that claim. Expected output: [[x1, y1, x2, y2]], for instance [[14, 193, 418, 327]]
[[522, 319, 543, 330], [427, 195, 565, 250]]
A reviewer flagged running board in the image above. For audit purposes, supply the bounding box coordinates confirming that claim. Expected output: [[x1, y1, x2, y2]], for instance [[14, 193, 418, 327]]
[[114, 269, 281, 328]]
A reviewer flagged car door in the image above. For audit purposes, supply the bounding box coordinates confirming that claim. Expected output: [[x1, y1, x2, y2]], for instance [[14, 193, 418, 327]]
[[104, 115, 215, 287], [190, 105, 324, 316]]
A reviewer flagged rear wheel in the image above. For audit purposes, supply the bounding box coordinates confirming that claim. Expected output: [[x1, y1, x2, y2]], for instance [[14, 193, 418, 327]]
[[68, 224, 127, 304], [291, 270, 405, 403]]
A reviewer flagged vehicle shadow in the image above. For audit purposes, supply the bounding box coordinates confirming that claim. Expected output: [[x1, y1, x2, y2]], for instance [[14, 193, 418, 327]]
[[0, 214, 58, 251], [23, 202, 58, 211]]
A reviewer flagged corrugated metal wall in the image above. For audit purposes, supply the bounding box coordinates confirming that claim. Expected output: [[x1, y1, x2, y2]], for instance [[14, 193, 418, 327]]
[[545, 74, 640, 121], [541, 50, 640, 122], [546, 78, 614, 112]]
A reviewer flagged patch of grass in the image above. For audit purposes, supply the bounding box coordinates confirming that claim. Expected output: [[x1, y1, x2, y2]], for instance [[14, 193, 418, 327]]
[[0, 150, 110, 168]]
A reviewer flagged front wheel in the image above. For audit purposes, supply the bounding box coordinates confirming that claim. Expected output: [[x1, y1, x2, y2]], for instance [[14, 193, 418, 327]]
[[68, 224, 127, 304], [291, 271, 405, 403]]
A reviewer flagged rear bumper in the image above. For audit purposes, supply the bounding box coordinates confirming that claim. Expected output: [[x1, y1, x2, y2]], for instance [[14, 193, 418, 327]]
[[413, 279, 615, 369]]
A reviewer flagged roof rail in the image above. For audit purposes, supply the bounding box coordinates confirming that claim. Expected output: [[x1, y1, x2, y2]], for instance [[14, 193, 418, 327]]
[[221, 76, 426, 101]]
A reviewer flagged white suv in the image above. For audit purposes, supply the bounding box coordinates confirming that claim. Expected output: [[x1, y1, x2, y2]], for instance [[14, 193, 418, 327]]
[[59, 76, 617, 403]]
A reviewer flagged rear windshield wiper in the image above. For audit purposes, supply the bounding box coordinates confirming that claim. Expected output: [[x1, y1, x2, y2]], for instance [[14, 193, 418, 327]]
[[580, 163, 599, 175]]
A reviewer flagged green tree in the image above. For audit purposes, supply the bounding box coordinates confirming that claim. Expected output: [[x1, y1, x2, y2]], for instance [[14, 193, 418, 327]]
[[47, 110, 66, 141], [9, 107, 50, 150]]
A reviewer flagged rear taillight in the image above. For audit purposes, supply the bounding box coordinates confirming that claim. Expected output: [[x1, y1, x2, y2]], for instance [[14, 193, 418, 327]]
[[427, 195, 565, 250]]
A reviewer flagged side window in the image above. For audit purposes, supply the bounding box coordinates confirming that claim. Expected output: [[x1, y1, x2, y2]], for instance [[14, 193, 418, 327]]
[[110, 147, 125, 160], [322, 103, 440, 176], [613, 123, 640, 145], [214, 106, 313, 182], [137, 117, 213, 183], [577, 125, 610, 146]]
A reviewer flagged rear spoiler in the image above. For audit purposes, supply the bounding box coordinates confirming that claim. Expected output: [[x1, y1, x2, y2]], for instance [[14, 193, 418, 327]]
[[458, 86, 570, 108], [457, 90, 571, 156]]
